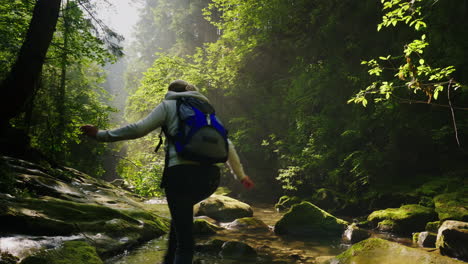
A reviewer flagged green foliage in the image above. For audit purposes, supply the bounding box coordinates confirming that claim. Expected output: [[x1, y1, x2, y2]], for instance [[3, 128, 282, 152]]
[[123, 0, 468, 205], [349, 0, 463, 106], [2, 0, 120, 176]]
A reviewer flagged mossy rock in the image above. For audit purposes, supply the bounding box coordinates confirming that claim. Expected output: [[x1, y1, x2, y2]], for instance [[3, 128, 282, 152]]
[[426, 221, 441, 233], [220, 241, 257, 260], [20, 241, 103, 264], [226, 217, 270, 232], [332, 238, 465, 264], [274, 195, 302, 211], [214, 186, 232, 196], [368, 204, 437, 235], [194, 195, 253, 222], [415, 177, 461, 197], [193, 218, 223, 236], [434, 192, 468, 221], [436, 220, 468, 261], [274, 201, 348, 237]]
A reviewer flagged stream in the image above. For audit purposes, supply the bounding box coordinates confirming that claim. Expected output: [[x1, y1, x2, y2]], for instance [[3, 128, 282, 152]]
[[105, 200, 414, 264]]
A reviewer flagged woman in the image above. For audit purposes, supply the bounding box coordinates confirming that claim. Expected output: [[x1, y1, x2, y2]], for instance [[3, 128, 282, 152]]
[[81, 80, 254, 264]]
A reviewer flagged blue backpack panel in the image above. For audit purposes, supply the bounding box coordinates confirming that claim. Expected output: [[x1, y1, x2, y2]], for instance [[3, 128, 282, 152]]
[[172, 97, 228, 164]]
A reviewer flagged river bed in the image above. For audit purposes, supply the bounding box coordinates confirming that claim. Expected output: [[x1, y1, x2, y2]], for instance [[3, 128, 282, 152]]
[[106, 202, 352, 264]]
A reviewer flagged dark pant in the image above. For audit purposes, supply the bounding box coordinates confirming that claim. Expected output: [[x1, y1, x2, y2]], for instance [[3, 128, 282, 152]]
[[162, 164, 220, 264]]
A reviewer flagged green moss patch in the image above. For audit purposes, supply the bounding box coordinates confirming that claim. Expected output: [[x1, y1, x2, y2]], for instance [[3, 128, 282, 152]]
[[274, 201, 348, 237], [433, 192, 468, 221], [368, 204, 437, 234], [334, 238, 465, 264], [20, 241, 103, 264]]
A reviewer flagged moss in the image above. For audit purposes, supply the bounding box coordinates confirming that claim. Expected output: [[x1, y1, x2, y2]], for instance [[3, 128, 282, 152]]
[[413, 232, 420, 243], [368, 204, 437, 234], [20, 241, 103, 264], [433, 192, 468, 221], [426, 221, 441, 233], [214, 186, 231, 196], [274, 201, 348, 237], [193, 219, 221, 236], [0, 251, 19, 264], [334, 238, 465, 264]]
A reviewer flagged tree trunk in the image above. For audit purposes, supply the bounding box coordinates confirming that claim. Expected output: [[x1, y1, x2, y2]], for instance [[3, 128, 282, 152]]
[[0, 0, 62, 129]]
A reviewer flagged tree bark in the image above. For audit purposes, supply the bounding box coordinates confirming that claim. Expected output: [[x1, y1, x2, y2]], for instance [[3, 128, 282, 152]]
[[0, 0, 62, 129]]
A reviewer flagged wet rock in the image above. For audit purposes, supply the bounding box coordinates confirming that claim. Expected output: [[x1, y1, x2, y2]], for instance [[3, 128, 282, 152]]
[[226, 217, 270, 232], [436, 220, 468, 261], [434, 193, 468, 222], [416, 231, 437, 248], [220, 241, 257, 259], [342, 224, 370, 244], [274, 201, 348, 237], [0, 156, 169, 259], [367, 204, 437, 235], [193, 218, 223, 236], [20, 241, 103, 264], [315, 256, 335, 264], [194, 195, 253, 222], [194, 239, 225, 254], [426, 221, 441, 233], [332, 238, 465, 264]]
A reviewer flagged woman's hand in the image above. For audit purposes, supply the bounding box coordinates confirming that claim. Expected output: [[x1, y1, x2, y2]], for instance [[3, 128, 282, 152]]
[[80, 125, 98, 138], [240, 175, 255, 190]]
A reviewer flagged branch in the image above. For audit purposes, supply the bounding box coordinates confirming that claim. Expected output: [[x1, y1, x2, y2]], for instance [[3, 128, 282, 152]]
[[447, 79, 461, 147]]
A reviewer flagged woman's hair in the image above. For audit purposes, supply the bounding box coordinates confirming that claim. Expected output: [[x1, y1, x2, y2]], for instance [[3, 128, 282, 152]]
[[168, 79, 198, 92]]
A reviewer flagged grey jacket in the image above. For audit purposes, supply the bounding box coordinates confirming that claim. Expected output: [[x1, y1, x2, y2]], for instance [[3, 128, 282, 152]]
[[96, 91, 247, 180]]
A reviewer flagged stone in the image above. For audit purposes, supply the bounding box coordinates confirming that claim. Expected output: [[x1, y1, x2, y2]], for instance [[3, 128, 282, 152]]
[[274, 201, 348, 237], [193, 218, 223, 236], [194, 239, 225, 254], [342, 224, 371, 244], [367, 204, 437, 235], [0, 156, 169, 260], [436, 220, 468, 261], [20, 241, 103, 264], [226, 217, 270, 232], [434, 193, 468, 222], [332, 238, 465, 264], [417, 231, 437, 248], [194, 195, 253, 222], [426, 221, 441, 233], [220, 241, 257, 259]]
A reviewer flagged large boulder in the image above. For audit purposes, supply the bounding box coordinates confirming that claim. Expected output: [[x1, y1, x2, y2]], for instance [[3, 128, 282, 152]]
[[0, 156, 169, 260], [367, 204, 437, 235], [436, 220, 468, 261], [274, 201, 348, 237], [434, 193, 468, 222], [332, 238, 465, 264], [194, 194, 253, 222]]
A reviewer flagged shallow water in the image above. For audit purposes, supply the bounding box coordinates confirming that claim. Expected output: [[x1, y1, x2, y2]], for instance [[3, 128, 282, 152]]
[[108, 202, 350, 264]]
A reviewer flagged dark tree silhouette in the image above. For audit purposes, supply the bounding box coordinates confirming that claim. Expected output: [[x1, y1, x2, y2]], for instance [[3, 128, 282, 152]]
[[0, 0, 62, 128]]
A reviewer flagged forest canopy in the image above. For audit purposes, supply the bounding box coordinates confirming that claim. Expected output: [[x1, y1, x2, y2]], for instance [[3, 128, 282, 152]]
[[1, 0, 467, 208]]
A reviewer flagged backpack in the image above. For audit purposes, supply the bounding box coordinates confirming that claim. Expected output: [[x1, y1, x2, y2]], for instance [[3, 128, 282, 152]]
[[155, 96, 229, 164]]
